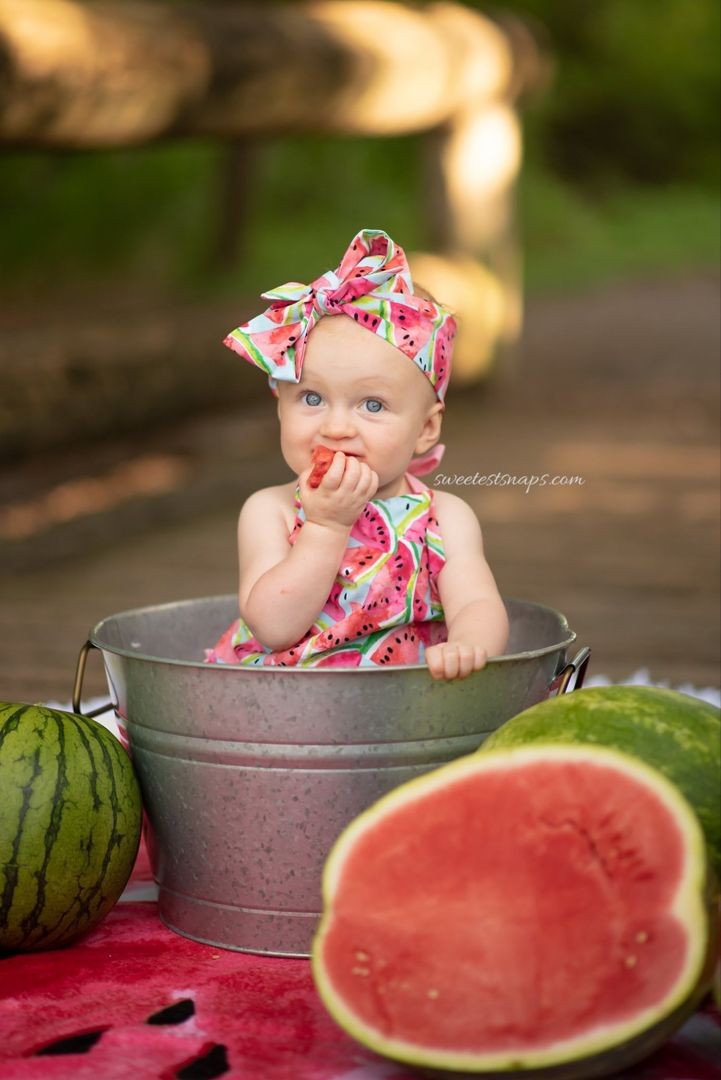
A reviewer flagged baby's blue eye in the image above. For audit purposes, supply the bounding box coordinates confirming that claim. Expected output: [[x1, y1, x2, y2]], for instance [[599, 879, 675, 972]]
[[364, 399, 384, 414], [303, 391, 322, 407]]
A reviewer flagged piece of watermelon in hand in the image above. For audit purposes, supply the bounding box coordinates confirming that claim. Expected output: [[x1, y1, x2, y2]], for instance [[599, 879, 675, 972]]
[[308, 445, 338, 488]]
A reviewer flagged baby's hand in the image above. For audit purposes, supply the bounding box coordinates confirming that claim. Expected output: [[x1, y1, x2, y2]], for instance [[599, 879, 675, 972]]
[[300, 452, 379, 531], [425, 641, 488, 681]]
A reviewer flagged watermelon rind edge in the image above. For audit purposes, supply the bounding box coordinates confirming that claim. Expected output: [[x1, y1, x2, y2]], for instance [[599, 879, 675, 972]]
[[311, 744, 711, 1074]]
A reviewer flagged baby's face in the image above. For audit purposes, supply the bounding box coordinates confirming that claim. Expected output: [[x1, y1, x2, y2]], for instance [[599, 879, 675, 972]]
[[276, 315, 442, 496]]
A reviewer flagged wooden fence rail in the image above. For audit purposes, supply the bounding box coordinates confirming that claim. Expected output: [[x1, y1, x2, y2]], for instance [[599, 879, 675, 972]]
[[0, 1, 541, 144], [0, 0, 546, 380]]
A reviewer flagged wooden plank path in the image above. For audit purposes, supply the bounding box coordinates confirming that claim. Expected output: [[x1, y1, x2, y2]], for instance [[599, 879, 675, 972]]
[[1, 274, 718, 704]]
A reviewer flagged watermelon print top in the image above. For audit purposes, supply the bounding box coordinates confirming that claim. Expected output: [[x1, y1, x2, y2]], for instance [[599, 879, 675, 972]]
[[205, 474, 447, 668]]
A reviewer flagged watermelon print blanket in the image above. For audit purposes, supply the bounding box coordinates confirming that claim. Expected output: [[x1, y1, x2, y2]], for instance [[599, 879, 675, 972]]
[[1, 835, 719, 1080]]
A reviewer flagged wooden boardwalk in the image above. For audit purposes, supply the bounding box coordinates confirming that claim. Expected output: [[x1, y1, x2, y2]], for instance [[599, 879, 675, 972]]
[[1, 274, 718, 704]]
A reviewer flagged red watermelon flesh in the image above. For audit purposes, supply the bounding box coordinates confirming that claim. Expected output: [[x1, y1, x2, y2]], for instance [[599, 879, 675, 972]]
[[312, 746, 714, 1077], [309, 445, 337, 488]]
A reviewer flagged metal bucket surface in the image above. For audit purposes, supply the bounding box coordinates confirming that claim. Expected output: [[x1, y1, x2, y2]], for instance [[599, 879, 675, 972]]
[[76, 595, 588, 956]]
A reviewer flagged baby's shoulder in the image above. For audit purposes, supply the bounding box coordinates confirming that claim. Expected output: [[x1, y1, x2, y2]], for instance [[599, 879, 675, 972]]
[[431, 488, 478, 520], [239, 481, 297, 533], [431, 489, 483, 549]]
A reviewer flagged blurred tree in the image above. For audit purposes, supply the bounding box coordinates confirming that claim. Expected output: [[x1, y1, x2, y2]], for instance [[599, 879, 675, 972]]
[[477, 0, 720, 187], [0, 0, 718, 301]]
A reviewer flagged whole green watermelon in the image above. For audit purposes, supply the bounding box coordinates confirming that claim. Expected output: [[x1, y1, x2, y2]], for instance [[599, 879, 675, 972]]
[[0, 701, 142, 951], [483, 685, 721, 878]]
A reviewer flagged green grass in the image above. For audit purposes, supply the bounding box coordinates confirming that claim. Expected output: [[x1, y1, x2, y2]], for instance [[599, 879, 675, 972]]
[[0, 138, 717, 304], [196, 134, 427, 301], [0, 141, 234, 301], [520, 165, 720, 292]]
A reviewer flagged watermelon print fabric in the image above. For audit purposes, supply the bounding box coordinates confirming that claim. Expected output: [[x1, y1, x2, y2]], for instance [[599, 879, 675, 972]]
[[222, 227, 456, 402], [205, 476, 447, 668]]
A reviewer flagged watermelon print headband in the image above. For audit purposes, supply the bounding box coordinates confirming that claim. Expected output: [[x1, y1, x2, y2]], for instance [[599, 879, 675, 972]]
[[222, 228, 456, 403]]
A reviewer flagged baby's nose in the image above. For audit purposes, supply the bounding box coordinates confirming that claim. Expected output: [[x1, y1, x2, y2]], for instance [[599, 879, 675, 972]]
[[319, 407, 357, 438]]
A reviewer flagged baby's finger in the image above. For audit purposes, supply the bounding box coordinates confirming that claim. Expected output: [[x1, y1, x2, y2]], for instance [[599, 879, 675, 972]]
[[321, 452, 348, 489], [338, 455, 361, 487], [364, 468, 380, 499], [474, 645, 488, 671], [354, 463, 378, 496], [455, 644, 477, 680], [425, 644, 445, 680], [441, 644, 460, 680], [299, 465, 314, 489]]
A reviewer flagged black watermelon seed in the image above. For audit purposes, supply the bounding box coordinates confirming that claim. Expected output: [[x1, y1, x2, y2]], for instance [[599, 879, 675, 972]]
[[36, 1029, 108, 1055], [176, 1042, 230, 1079], [147, 999, 196, 1025]]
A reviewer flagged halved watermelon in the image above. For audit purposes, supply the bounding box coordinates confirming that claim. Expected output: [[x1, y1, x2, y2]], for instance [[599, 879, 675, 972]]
[[312, 745, 716, 1078]]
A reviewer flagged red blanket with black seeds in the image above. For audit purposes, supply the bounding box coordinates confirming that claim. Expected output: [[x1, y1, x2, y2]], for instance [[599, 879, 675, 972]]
[[1, 841, 719, 1080]]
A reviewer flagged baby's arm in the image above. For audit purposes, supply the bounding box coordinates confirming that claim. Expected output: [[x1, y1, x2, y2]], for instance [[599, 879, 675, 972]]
[[239, 453, 378, 651], [426, 492, 509, 680]]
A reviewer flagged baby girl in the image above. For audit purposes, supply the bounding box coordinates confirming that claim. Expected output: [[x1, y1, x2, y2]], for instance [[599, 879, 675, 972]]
[[206, 228, 509, 679]]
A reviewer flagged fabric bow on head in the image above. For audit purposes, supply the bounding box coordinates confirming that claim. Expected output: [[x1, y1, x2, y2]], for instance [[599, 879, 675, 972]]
[[222, 228, 456, 404]]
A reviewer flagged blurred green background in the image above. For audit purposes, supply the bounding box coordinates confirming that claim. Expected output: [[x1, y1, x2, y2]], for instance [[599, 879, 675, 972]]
[[1, 0, 719, 303]]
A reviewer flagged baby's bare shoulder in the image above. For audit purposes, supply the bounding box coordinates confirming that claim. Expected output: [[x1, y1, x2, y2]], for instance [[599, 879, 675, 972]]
[[238, 482, 295, 530], [432, 488, 480, 524], [432, 489, 483, 552], [242, 482, 295, 508]]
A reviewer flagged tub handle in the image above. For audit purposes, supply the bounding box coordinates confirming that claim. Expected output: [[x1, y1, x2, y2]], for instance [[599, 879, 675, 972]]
[[553, 646, 591, 696], [72, 640, 116, 718]]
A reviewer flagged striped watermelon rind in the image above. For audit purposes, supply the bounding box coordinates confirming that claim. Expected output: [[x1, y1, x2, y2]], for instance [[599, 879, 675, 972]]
[[0, 701, 142, 951], [482, 686, 721, 879]]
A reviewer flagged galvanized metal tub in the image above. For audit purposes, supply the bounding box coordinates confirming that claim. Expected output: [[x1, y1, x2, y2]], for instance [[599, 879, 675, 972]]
[[74, 594, 589, 957]]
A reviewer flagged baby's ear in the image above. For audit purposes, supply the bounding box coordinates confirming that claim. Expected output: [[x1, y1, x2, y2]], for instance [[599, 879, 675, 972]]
[[428, 401, 445, 428], [417, 402, 444, 450]]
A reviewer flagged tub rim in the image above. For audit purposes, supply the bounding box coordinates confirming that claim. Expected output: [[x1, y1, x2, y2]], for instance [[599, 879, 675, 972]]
[[87, 594, 577, 671]]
